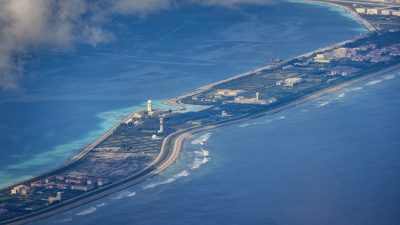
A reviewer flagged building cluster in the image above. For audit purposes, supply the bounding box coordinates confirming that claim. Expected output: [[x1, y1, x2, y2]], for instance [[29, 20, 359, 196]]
[[10, 185, 34, 196], [10, 174, 110, 203], [233, 92, 277, 105], [324, 66, 360, 76], [349, 43, 400, 62], [313, 47, 352, 63], [355, 7, 400, 16], [124, 100, 166, 136], [312, 44, 400, 64]]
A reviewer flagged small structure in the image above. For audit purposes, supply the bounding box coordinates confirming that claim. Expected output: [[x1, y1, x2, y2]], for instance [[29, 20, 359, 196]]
[[48, 192, 62, 204], [355, 7, 366, 14], [70, 184, 95, 192], [314, 54, 331, 63], [55, 175, 65, 181], [97, 178, 110, 187], [158, 116, 164, 133], [134, 120, 144, 126], [333, 48, 348, 59], [380, 9, 391, 16], [277, 77, 302, 87], [31, 180, 45, 188], [392, 10, 400, 16], [10, 185, 32, 196], [216, 89, 243, 97], [275, 80, 284, 86], [256, 92, 260, 101], [366, 8, 378, 15]]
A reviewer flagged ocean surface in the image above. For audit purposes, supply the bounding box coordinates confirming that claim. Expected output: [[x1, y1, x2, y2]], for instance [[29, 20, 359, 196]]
[[33, 66, 400, 225], [4, 1, 398, 225], [0, 0, 366, 187]]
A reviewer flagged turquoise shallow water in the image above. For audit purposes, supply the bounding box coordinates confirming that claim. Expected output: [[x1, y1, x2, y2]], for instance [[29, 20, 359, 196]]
[[0, 0, 365, 187]]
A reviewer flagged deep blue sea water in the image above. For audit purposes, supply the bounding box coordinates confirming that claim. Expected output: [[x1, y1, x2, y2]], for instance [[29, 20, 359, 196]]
[[33, 67, 400, 225], [0, 0, 366, 186], [4, 1, 398, 225]]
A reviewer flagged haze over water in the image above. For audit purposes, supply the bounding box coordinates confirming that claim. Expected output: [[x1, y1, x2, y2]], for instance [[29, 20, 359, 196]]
[[3, 1, 399, 225]]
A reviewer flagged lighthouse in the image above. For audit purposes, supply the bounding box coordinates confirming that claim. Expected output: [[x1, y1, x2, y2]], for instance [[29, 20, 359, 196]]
[[147, 100, 153, 115], [256, 92, 260, 101]]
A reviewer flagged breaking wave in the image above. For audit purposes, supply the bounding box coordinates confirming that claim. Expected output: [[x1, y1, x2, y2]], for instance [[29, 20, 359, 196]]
[[366, 79, 382, 85], [384, 74, 396, 80], [337, 93, 346, 98], [175, 170, 190, 178], [96, 203, 106, 207], [317, 101, 331, 107], [53, 218, 73, 223], [110, 191, 136, 200], [191, 157, 210, 169], [351, 87, 363, 91], [193, 149, 209, 157], [126, 191, 136, 197], [76, 207, 97, 216], [142, 178, 176, 190], [191, 133, 212, 145], [239, 115, 286, 128]]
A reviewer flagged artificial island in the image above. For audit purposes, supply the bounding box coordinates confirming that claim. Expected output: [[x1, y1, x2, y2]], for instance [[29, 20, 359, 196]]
[[1, 1, 400, 224]]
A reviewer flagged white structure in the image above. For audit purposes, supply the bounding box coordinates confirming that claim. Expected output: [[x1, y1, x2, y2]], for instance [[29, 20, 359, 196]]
[[366, 8, 379, 15], [151, 135, 159, 140], [256, 92, 260, 101], [284, 77, 302, 87], [158, 117, 164, 133], [10, 185, 31, 196], [355, 8, 366, 14], [48, 192, 62, 204], [147, 100, 153, 115], [392, 10, 400, 16]]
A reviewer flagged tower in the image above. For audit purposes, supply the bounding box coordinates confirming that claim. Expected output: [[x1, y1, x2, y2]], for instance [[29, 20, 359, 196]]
[[147, 100, 153, 115], [158, 116, 164, 133], [256, 92, 260, 101]]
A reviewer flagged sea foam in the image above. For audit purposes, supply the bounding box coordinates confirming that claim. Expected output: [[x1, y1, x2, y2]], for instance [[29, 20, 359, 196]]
[[191, 157, 210, 169], [366, 79, 382, 85], [76, 207, 97, 216], [317, 101, 331, 108], [143, 178, 177, 190], [191, 133, 211, 145], [384, 74, 396, 80]]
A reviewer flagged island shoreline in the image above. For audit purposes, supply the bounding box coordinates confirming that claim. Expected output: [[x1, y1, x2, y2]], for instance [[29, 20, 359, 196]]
[[2, 1, 399, 224]]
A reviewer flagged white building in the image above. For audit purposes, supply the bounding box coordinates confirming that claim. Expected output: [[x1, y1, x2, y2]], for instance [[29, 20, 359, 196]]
[[366, 8, 379, 15], [10, 185, 32, 196], [147, 100, 153, 115], [284, 77, 303, 87], [355, 8, 366, 14], [48, 192, 62, 204]]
